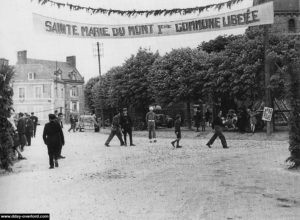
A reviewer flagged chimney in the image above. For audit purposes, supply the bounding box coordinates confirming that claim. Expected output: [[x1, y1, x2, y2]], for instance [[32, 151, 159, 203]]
[[17, 50, 27, 64], [0, 58, 9, 67], [66, 56, 76, 68]]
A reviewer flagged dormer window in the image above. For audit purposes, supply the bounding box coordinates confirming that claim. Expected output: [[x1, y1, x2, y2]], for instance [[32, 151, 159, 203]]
[[69, 71, 77, 80], [28, 72, 35, 80]]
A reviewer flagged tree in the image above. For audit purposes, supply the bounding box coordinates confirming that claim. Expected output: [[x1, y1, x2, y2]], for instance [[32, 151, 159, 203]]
[[285, 38, 300, 169], [198, 28, 296, 114], [150, 48, 206, 129], [0, 65, 14, 171], [84, 76, 99, 113], [198, 35, 240, 53]]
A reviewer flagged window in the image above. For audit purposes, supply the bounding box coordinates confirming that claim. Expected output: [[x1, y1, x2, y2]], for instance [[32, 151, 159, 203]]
[[70, 86, 78, 97], [288, 19, 296, 33], [71, 101, 78, 112], [19, 87, 25, 99], [28, 72, 35, 80], [34, 86, 42, 99]]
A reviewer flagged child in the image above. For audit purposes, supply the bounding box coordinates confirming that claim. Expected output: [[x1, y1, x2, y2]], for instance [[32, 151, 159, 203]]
[[201, 116, 206, 131], [171, 114, 182, 149]]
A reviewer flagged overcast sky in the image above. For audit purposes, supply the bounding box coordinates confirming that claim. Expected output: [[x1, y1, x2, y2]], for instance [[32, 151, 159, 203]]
[[0, 0, 252, 81]]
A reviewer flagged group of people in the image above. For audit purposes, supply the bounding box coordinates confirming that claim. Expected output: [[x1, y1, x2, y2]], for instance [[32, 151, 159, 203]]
[[104, 108, 135, 147], [194, 108, 212, 132], [104, 106, 228, 150], [7, 112, 39, 161]]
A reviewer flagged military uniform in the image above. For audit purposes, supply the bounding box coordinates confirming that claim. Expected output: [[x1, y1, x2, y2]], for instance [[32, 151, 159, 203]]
[[105, 113, 125, 147], [120, 112, 134, 146]]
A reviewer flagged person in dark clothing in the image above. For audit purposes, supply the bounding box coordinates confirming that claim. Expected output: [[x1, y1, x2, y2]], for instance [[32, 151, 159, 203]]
[[7, 115, 26, 160], [194, 108, 201, 132], [30, 112, 38, 138], [205, 109, 212, 127], [17, 113, 27, 152], [57, 113, 65, 159], [25, 114, 34, 146], [120, 108, 135, 146], [105, 113, 125, 147], [171, 114, 182, 149], [206, 111, 228, 149], [57, 113, 64, 128], [43, 114, 65, 169], [68, 115, 76, 132]]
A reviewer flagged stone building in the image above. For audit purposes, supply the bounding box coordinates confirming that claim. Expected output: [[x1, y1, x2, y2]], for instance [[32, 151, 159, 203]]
[[254, 0, 300, 33], [12, 50, 85, 123]]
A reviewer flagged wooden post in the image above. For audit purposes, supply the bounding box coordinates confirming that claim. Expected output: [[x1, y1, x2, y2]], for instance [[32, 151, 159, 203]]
[[264, 25, 273, 135], [97, 42, 105, 128]]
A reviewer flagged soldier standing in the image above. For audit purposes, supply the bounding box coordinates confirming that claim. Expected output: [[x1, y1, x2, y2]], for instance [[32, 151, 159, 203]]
[[120, 108, 135, 146], [30, 112, 38, 138], [145, 106, 157, 143], [105, 112, 125, 147]]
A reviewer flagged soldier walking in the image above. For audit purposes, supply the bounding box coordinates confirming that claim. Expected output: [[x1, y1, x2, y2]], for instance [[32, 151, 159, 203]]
[[206, 111, 228, 149], [105, 112, 125, 147]]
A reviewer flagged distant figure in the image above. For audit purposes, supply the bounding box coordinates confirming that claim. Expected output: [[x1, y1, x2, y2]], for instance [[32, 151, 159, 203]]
[[206, 111, 228, 149], [205, 109, 212, 127], [248, 108, 257, 134], [146, 106, 157, 143], [54, 110, 59, 118], [17, 113, 27, 152], [171, 114, 182, 149], [57, 113, 64, 128], [201, 116, 206, 131], [194, 108, 201, 132], [105, 113, 125, 147], [7, 114, 26, 160], [120, 108, 135, 146], [43, 114, 65, 169], [68, 115, 76, 132], [25, 113, 34, 146], [57, 113, 65, 159], [30, 112, 38, 137]]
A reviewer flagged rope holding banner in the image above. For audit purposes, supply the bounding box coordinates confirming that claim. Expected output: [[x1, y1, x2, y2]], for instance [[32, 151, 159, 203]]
[[33, 0, 245, 17]]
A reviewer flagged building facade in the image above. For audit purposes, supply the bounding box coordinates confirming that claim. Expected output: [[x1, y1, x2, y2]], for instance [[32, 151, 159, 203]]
[[12, 50, 85, 123], [254, 0, 300, 34]]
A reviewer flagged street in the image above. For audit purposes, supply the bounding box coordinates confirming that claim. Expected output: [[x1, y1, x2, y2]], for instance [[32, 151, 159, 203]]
[[0, 127, 299, 220]]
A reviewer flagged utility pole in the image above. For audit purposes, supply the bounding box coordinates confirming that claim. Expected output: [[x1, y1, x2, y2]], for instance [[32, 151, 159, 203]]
[[264, 25, 273, 135], [96, 42, 105, 128]]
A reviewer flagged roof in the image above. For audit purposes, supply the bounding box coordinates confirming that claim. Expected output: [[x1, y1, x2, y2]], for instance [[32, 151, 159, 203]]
[[14, 58, 84, 83]]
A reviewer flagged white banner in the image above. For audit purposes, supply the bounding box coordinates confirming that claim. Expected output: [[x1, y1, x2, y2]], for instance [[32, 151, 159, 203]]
[[33, 2, 274, 39]]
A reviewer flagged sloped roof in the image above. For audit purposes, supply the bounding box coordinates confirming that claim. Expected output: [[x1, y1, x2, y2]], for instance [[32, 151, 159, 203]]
[[14, 58, 84, 83]]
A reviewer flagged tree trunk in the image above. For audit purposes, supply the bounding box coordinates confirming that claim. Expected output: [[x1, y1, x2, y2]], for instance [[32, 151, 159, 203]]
[[186, 101, 192, 130], [286, 38, 300, 169]]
